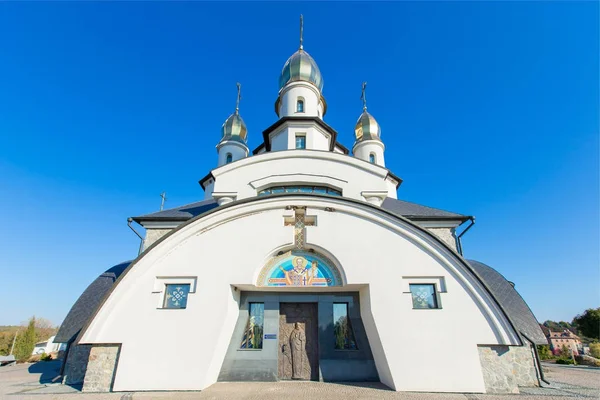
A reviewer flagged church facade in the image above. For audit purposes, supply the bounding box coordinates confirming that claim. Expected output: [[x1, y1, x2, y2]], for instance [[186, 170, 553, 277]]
[[56, 19, 547, 394]]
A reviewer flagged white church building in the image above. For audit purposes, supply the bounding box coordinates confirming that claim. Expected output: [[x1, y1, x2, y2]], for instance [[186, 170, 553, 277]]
[[56, 18, 547, 394]]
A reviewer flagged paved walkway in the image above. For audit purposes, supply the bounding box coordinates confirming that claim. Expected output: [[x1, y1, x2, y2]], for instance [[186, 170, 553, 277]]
[[1, 361, 598, 399]]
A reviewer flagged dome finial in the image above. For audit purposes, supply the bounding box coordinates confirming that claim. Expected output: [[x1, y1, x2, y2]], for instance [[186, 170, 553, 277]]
[[299, 15, 304, 50], [361, 81, 368, 111], [235, 82, 241, 114]]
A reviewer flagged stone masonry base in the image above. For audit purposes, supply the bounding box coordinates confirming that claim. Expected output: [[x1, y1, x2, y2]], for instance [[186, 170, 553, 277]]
[[81, 345, 120, 392], [478, 344, 539, 394]]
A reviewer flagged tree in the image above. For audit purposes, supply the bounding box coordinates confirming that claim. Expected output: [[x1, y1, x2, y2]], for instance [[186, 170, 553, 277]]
[[572, 308, 600, 340], [537, 345, 553, 360], [13, 317, 36, 361]]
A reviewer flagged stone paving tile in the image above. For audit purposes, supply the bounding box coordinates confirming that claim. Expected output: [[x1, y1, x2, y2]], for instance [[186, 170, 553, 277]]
[[1, 362, 598, 400]]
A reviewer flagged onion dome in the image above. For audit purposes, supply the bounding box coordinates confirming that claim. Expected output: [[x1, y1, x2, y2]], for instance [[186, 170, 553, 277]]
[[354, 82, 381, 142], [354, 110, 381, 142], [220, 111, 247, 143], [278, 49, 324, 91], [220, 82, 247, 143], [278, 15, 323, 91]]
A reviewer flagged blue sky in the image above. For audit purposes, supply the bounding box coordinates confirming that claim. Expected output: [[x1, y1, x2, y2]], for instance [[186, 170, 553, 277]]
[[0, 2, 597, 326]]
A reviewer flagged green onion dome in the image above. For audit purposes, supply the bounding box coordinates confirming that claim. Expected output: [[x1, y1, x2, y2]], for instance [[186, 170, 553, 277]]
[[220, 111, 247, 143], [279, 49, 324, 91]]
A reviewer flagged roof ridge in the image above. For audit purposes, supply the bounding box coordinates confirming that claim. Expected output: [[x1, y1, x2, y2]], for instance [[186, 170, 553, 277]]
[[136, 198, 216, 218], [394, 198, 465, 216]]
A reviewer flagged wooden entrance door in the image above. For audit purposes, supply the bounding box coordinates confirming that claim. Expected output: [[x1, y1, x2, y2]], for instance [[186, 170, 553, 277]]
[[278, 303, 319, 381]]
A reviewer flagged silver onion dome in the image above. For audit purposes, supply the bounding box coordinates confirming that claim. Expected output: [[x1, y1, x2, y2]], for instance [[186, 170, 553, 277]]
[[278, 49, 324, 91], [220, 111, 247, 143], [354, 111, 381, 142]]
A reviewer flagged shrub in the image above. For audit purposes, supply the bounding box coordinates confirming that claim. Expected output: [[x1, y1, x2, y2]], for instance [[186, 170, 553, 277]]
[[590, 343, 600, 359], [40, 353, 52, 361], [26, 354, 41, 363], [556, 358, 574, 365]]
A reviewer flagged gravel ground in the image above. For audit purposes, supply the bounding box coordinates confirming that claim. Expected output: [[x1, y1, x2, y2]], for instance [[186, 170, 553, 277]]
[[0, 360, 598, 399]]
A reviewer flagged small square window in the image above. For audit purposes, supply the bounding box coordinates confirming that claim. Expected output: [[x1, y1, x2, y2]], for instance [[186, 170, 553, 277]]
[[163, 284, 191, 309], [409, 284, 439, 309], [295, 135, 306, 149]]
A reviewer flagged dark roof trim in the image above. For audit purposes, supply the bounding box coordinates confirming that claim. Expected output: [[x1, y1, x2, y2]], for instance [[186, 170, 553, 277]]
[[252, 143, 266, 155], [385, 171, 403, 189], [198, 172, 215, 190], [405, 215, 471, 222], [133, 216, 190, 223], [262, 117, 339, 152], [78, 193, 522, 347], [334, 141, 350, 155]]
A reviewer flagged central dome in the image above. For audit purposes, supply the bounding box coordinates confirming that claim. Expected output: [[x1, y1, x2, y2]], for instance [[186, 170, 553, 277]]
[[278, 49, 323, 91]]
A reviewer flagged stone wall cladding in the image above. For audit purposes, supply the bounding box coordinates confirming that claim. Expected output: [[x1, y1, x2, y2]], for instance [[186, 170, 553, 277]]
[[426, 228, 457, 251], [143, 228, 172, 250], [478, 344, 538, 394], [63, 344, 92, 385], [82, 345, 120, 393]]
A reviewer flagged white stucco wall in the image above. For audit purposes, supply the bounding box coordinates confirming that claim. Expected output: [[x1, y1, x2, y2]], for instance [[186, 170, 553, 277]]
[[81, 196, 518, 393], [353, 140, 386, 168], [268, 123, 331, 152], [216, 141, 248, 167], [206, 150, 398, 202]]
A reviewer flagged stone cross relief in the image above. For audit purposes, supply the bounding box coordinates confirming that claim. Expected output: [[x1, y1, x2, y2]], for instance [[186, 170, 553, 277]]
[[283, 206, 317, 250]]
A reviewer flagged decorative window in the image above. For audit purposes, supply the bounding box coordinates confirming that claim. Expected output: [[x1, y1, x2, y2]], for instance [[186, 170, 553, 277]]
[[226, 153, 233, 164], [296, 98, 304, 113], [369, 153, 376, 164], [409, 284, 439, 309], [295, 134, 306, 149], [333, 303, 357, 350], [240, 303, 264, 349], [259, 185, 341, 196], [163, 284, 191, 309]]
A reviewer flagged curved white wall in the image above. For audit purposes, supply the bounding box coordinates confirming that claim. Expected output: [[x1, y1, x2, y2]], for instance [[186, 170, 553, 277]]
[[208, 150, 398, 201], [353, 140, 386, 168], [80, 196, 519, 393], [278, 82, 324, 119], [216, 141, 248, 167]]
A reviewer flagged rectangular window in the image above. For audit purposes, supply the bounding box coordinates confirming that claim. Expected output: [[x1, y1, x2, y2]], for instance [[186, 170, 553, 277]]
[[333, 303, 357, 350], [163, 284, 191, 309], [240, 303, 264, 349], [409, 284, 439, 309], [295, 135, 306, 149]]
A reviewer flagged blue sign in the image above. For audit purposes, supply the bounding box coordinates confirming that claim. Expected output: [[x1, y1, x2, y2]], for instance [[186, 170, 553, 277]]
[[264, 334, 277, 340]]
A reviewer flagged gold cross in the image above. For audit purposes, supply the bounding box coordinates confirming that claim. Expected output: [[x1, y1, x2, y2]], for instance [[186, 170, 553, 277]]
[[284, 207, 317, 249]]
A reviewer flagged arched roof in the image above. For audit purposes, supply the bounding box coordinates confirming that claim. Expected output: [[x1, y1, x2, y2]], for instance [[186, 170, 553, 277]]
[[468, 259, 547, 344], [55, 261, 131, 344]]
